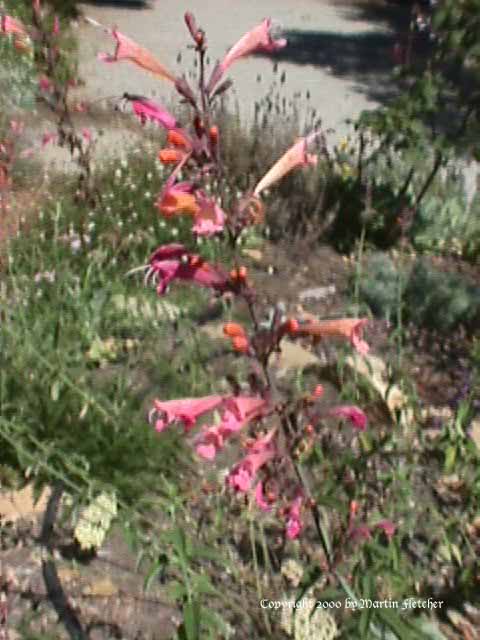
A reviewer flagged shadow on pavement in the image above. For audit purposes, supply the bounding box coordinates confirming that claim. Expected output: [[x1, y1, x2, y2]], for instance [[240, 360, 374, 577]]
[[335, 0, 413, 35], [270, 29, 398, 103], [82, 0, 150, 8]]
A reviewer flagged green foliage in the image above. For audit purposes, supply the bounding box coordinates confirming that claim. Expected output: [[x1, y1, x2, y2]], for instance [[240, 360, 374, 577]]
[[404, 259, 480, 332], [0, 148, 216, 506], [356, 252, 402, 323], [356, 253, 480, 332]]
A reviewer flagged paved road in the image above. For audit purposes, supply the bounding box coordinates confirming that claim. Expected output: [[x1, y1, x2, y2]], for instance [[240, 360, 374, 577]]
[[76, 0, 395, 137]]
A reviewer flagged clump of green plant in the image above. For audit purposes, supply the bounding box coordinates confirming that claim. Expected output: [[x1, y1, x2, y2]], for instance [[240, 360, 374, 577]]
[[355, 252, 403, 324], [411, 174, 480, 260], [405, 259, 480, 332], [356, 252, 480, 333]]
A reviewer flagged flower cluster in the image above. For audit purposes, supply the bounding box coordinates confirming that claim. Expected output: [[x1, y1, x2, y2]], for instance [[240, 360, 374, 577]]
[[149, 385, 367, 539], [95, 11, 376, 541]]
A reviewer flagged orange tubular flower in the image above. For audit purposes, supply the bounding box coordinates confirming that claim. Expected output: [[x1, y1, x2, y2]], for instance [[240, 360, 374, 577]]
[[229, 266, 248, 282], [209, 125, 219, 144], [238, 194, 265, 225], [157, 189, 200, 218], [223, 323, 250, 353], [223, 322, 246, 338], [253, 131, 320, 196], [98, 28, 176, 83], [232, 335, 250, 353], [158, 148, 185, 165], [295, 318, 370, 356], [13, 37, 32, 54], [167, 129, 192, 149]]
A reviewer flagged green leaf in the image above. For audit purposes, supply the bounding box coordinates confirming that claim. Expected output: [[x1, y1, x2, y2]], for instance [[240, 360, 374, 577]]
[[167, 580, 188, 601], [377, 609, 426, 640], [144, 556, 168, 592], [191, 574, 218, 596], [50, 379, 61, 402], [183, 599, 201, 640], [445, 445, 456, 472]]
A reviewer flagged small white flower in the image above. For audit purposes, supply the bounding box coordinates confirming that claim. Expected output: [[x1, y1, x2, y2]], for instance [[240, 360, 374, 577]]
[[144, 191, 151, 199], [115, 168, 122, 179], [171, 227, 179, 237]]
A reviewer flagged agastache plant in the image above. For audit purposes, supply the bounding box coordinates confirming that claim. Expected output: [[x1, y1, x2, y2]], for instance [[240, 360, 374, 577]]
[[99, 12, 374, 552]]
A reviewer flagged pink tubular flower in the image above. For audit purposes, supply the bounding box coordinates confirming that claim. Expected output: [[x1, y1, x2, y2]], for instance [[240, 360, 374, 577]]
[[82, 128, 92, 142], [253, 131, 320, 196], [195, 395, 268, 460], [376, 520, 396, 541], [149, 395, 225, 433], [195, 425, 225, 461], [192, 192, 226, 236], [349, 524, 372, 543], [53, 15, 60, 35], [42, 132, 58, 147], [285, 494, 304, 540], [227, 430, 276, 493], [130, 98, 177, 130], [1, 15, 28, 37], [147, 244, 229, 295], [99, 29, 176, 83], [39, 76, 53, 92], [294, 317, 370, 356], [208, 18, 287, 91], [328, 405, 367, 431]]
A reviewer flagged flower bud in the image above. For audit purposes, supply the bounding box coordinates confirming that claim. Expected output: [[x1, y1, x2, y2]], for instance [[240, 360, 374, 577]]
[[158, 149, 183, 165], [184, 12, 198, 40], [209, 125, 219, 144], [232, 335, 249, 353], [223, 322, 245, 338], [188, 255, 201, 267], [238, 265, 247, 279], [167, 130, 190, 148]]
